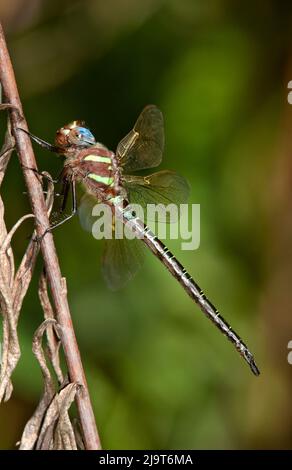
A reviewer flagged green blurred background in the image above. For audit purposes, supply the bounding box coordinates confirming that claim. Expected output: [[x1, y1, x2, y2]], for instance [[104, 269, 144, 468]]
[[1, 0, 292, 449]]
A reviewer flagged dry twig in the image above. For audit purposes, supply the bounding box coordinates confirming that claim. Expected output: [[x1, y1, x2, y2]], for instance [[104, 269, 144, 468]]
[[0, 23, 101, 449]]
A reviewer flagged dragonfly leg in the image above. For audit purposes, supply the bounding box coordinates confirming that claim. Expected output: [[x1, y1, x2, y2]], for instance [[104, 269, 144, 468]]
[[17, 128, 59, 153], [50, 181, 77, 229], [33, 181, 77, 243]]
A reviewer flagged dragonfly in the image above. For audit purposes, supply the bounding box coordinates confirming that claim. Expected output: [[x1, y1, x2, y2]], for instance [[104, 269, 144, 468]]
[[20, 105, 260, 376]]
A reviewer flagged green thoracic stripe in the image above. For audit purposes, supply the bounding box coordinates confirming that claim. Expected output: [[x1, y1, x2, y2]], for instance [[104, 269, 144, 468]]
[[88, 173, 114, 186], [84, 155, 112, 164]]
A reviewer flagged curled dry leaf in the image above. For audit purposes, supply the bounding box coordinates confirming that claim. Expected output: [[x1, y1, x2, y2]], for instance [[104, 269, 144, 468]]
[[0, 118, 16, 401], [0, 189, 53, 402], [19, 318, 61, 450], [0, 103, 22, 121], [19, 319, 81, 450], [0, 117, 15, 186], [0, 119, 15, 286], [72, 418, 85, 450], [0, 107, 56, 402], [0, 214, 34, 402], [36, 382, 80, 450], [38, 271, 64, 385], [12, 173, 54, 316]]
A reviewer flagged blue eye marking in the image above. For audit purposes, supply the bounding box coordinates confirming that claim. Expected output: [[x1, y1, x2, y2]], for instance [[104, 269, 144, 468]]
[[77, 127, 96, 143]]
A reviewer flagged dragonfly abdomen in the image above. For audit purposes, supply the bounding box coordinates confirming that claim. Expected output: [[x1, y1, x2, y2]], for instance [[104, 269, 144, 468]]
[[124, 215, 259, 376]]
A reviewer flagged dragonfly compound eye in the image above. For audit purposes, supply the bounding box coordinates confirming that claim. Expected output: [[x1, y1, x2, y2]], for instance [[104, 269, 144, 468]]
[[75, 127, 96, 146], [55, 122, 96, 149]]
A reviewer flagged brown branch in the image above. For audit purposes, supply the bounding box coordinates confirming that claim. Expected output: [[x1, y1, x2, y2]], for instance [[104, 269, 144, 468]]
[[0, 23, 101, 450]]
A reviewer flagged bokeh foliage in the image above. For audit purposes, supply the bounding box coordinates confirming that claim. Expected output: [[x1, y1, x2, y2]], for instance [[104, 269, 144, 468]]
[[1, 0, 292, 449]]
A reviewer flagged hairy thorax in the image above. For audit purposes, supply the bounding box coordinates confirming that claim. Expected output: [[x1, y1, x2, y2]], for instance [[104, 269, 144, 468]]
[[63, 144, 123, 202]]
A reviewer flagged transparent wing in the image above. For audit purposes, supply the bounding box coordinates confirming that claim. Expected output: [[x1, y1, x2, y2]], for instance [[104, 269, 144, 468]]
[[116, 105, 164, 172], [78, 192, 100, 232], [102, 236, 145, 291], [123, 170, 190, 223], [78, 192, 145, 291]]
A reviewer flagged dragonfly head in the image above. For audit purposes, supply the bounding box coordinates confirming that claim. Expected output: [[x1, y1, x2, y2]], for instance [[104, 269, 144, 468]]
[[55, 120, 96, 152]]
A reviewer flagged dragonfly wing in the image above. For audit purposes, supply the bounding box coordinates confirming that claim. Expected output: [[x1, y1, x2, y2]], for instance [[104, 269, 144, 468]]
[[116, 105, 164, 172], [78, 192, 144, 290], [78, 192, 100, 232], [123, 170, 190, 222], [102, 236, 145, 291]]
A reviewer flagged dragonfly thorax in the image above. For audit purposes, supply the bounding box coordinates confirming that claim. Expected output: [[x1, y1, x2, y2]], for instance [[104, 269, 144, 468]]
[[55, 120, 96, 154]]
